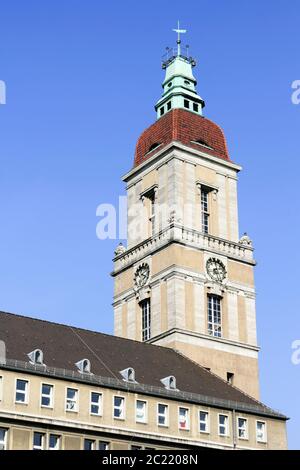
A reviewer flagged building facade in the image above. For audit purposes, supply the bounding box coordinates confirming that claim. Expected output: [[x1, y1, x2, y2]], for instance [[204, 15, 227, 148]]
[[0, 31, 288, 450]]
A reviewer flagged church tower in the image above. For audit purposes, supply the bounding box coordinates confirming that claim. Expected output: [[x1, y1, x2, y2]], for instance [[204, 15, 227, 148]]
[[112, 27, 259, 399]]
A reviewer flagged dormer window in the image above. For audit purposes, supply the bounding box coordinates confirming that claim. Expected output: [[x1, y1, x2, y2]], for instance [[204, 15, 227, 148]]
[[160, 375, 177, 390], [193, 139, 213, 150], [75, 358, 91, 374], [28, 349, 44, 365], [148, 142, 161, 153], [119, 367, 136, 383]]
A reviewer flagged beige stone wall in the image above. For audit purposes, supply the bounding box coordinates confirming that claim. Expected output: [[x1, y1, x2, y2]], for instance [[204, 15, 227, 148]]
[[113, 241, 258, 396], [0, 369, 287, 449]]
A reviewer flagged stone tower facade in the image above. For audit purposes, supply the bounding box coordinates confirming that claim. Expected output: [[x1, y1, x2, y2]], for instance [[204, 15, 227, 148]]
[[112, 36, 259, 399]]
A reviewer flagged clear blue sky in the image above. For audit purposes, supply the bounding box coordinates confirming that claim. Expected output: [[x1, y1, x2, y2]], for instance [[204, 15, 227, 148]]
[[0, 0, 299, 448]]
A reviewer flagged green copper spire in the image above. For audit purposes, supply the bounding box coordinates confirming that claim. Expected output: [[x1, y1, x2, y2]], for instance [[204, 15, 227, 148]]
[[155, 23, 205, 119]]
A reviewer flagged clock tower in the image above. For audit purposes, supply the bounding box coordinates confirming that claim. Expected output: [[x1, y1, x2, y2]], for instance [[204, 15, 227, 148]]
[[112, 28, 260, 399]]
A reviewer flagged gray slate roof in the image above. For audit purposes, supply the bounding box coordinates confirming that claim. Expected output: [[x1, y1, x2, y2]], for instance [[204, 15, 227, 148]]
[[0, 310, 286, 419]]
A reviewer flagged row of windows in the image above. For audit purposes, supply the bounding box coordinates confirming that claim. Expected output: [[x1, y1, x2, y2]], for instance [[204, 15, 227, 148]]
[[0, 428, 110, 451], [159, 100, 199, 117], [11, 380, 267, 443], [0, 428, 159, 451], [160, 101, 172, 116]]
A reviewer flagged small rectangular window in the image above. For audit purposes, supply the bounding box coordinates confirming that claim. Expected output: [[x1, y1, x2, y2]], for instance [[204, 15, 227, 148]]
[[219, 414, 229, 436], [41, 383, 53, 408], [136, 400, 147, 423], [199, 411, 209, 433], [0, 428, 7, 450], [208, 295, 222, 338], [99, 441, 110, 450], [148, 191, 156, 236], [238, 418, 248, 440], [256, 421, 267, 443], [131, 445, 142, 450], [84, 439, 95, 450], [167, 101, 171, 111], [33, 432, 44, 450], [184, 99, 190, 109], [113, 396, 125, 419], [141, 299, 151, 341], [49, 434, 60, 450], [90, 392, 102, 416], [193, 103, 199, 112], [15, 379, 28, 403], [201, 189, 209, 234], [160, 106, 165, 116], [178, 407, 190, 430], [66, 388, 78, 412], [157, 403, 168, 427]]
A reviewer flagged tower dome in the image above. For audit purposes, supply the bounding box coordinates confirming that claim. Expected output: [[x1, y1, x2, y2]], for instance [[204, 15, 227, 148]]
[[133, 23, 230, 167]]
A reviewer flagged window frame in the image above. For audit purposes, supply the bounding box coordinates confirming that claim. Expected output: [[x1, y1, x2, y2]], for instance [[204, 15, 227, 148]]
[[65, 387, 79, 413], [40, 382, 54, 409], [15, 378, 29, 405], [48, 434, 60, 450], [90, 391, 103, 416], [141, 298, 151, 342], [113, 395, 125, 420], [0, 376, 3, 402], [84, 439, 95, 451], [218, 413, 229, 437], [178, 406, 190, 431], [207, 294, 222, 338], [0, 428, 7, 450], [201, 188, 210, 234], [157, 402, 169, 428], [98, 441, 110, 450], [135, 399, 148, 424], [199, 410, 210, 434], [256, 420, 267, 443], [33, 431, 45, 450], [237, 417, 248, 440]]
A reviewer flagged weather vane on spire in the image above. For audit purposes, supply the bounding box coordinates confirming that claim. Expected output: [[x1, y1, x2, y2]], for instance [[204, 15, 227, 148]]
[[172, 21, 187, 56]]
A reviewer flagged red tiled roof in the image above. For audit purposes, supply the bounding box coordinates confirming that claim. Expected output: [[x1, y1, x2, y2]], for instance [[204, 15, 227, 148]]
[[134, 108, 230, 166]]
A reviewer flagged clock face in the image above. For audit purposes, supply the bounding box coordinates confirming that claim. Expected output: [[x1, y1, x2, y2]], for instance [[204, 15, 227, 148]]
[[134, 263, 150, 289], [206, 258, 226, 283]]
